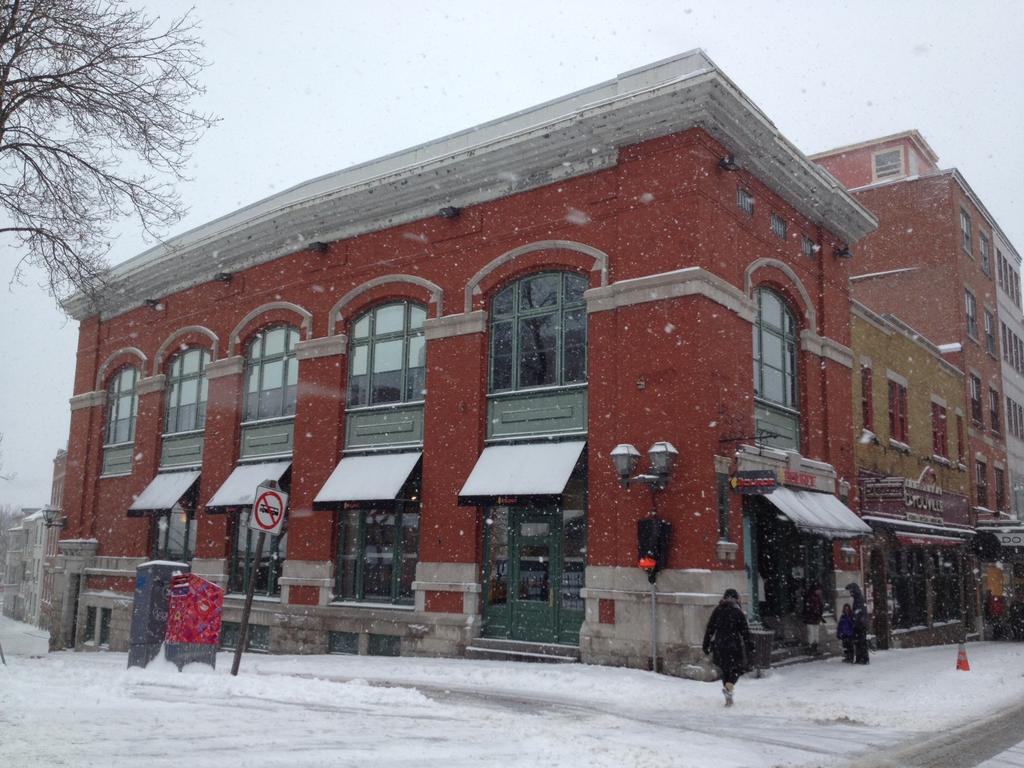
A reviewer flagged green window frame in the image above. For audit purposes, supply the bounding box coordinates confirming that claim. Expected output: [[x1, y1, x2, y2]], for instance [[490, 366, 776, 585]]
[[104, 366, 139, 445], [229, 512, 287, 597], [243, 326, 300, 422], [164, 348, 210, 434], [334, 502, 420, 605], [347, 302, 426, 407], [752, 288, 799, 411], [489, 271, 588, 392], [151, 507, 195, 562]]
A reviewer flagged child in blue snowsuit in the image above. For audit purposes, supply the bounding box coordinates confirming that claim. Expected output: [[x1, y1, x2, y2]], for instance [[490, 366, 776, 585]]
[[837, 603, 855, 663]]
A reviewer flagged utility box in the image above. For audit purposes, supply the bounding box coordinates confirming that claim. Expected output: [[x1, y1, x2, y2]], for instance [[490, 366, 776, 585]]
[[127, 560, 189, 669]]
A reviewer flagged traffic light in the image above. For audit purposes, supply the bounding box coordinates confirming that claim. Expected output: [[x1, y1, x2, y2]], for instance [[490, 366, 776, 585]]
[[637, 517, 670, 583]]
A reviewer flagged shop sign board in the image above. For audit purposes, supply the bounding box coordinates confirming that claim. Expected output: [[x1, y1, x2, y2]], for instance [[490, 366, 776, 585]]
[[861, 476, 969, 525], [731, 470, 776, 494]]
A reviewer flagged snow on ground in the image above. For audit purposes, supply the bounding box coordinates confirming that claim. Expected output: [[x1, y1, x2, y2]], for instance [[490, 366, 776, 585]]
[[2, 613, 1024, 768]]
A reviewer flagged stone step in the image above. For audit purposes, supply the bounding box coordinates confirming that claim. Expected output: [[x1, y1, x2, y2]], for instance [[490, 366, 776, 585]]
[[465, 638, 580, 663]]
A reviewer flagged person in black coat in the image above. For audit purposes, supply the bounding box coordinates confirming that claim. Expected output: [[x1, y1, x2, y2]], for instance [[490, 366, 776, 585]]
[[702, 588, 754, 706], [845, 582, 870, 665]]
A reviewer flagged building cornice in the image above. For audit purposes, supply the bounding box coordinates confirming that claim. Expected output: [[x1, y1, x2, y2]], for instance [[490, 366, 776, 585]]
[[64, 50, 876, 322]]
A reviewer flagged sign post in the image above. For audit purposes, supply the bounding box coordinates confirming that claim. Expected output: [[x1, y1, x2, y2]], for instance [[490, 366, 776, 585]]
[[231, 479, 287, 676]]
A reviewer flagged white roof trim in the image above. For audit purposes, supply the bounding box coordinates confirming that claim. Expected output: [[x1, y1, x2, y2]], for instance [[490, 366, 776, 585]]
[[65, 49, 876, 321]]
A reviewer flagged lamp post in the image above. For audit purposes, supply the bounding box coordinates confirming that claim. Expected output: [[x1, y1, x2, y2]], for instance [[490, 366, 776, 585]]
[[608, 441, 678, 673], [41, 505, 64, 528], [610, 441, 678, 491]]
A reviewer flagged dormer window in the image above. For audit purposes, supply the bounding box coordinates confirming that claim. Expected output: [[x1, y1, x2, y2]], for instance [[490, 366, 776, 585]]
[[873, 147, 903, 181]]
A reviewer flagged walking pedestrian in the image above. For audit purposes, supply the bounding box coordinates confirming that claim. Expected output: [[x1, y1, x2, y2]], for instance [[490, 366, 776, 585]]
[[836, 603, 855, 663], [802, 582, 825, 654], [702, 588, 754, 707], [845, 582, 870, 665]]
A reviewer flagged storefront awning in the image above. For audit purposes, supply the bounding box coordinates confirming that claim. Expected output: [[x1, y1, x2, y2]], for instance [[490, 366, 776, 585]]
[[458, 440, 585, 506], [313, 451, 421, 508], [765, 487, 872, 538], [205, 460, 291, 512], [896, 533, 963, 547], [862, 515, 974, 548], [127, 470, 201, 516]]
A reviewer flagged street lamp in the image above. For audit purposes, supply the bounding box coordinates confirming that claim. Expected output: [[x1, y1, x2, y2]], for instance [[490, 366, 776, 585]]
[[41, 505, 64, 529], [610, 442, 678, 491]]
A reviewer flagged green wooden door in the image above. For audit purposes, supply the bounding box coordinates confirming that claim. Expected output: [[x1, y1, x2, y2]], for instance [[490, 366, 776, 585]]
[[511, 511, 557, 642], [483, 505, 586, 644]]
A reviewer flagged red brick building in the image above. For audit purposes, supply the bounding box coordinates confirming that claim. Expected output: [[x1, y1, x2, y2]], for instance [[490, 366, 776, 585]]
[[813, 133, 1011, 524], [52, 51, 875, 675]]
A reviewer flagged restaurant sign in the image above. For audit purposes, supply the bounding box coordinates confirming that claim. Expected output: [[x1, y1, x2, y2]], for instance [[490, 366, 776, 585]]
[[861, 475, 969, 526]]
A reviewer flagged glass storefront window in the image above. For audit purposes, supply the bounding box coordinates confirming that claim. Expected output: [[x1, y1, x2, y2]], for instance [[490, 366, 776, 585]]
[[334, 503, 420, 604], [229, 513, 287, 597], [151, 506, 195, 562]]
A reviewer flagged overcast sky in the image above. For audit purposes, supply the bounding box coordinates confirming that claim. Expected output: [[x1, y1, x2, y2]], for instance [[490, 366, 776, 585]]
[[1, 1, 1022, 508]]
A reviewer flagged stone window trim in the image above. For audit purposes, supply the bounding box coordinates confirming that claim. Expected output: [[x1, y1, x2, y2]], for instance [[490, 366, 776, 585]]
[[465, 240, 609, 315], [328, 274, 444, 337], [744, 258, 817, 330], [227, 301, 313, 357], [94, 346, 147, 392], [885, 369, 908, 388], [152, 325, 219, 376]]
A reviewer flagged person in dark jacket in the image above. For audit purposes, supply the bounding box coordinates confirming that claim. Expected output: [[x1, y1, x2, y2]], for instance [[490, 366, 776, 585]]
[[836, 603, 855, 663], [702, 588, 754, 707], [802, 582, 826, 654], [845, 582, 870, 664]]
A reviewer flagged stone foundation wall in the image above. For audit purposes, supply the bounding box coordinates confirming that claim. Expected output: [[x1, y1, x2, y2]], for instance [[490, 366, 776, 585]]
[[579, 565, 748, 681]]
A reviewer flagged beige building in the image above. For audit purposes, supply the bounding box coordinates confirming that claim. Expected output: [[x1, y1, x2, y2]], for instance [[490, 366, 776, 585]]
[[851, 301, 978, 648]]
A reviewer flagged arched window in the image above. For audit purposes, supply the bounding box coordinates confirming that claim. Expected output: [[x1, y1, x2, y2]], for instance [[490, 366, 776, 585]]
[[490, 272, 588, 392], [104, 366, 139, 445], [244, 326, 300, 421], [347, 302, 426, 407], [752, 288, 799, 448], [164, 348, 210, 434]]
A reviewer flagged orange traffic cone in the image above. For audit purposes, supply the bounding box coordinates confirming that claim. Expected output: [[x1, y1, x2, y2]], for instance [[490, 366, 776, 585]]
[[955, 643, 970, 671]]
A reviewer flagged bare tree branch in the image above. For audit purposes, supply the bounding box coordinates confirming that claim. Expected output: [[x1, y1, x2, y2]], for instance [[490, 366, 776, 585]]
[[0, 0, 218, 304]]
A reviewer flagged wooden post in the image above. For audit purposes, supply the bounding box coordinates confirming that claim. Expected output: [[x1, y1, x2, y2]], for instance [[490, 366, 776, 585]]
[[230, 530, 265, 676]]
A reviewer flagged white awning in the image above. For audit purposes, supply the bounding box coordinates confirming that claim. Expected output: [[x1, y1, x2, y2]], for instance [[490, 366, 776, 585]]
[[766, 487, 871, 538], [459, 441, 585, 504], [205, 461, 291, 510], [127, 470, 201, 515], [314, 452, 421, 506]]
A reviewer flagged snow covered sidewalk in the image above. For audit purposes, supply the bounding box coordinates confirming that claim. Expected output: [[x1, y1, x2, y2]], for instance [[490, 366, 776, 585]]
[[0, 611, 49, 658], [1, 642, 1023, 767]]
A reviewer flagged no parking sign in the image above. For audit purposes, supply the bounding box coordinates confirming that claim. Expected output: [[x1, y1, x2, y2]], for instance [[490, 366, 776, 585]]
[[249, 483, 288, 536]]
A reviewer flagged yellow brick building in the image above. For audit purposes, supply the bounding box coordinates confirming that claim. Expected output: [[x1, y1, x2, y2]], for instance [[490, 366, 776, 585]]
[[850, 301, 977, 648]]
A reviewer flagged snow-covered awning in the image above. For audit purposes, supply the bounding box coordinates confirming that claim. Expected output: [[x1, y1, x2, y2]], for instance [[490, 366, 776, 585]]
[[127, 470, 201, 516], [861, 515, 974, 541], [313, 452, 421, 508], [458, 441, 585, 506], [205, 461, 291, 512], [765, 487, 871, 539]]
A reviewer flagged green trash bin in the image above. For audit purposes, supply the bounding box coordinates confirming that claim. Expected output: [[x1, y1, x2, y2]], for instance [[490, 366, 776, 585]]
[[749, 627, 774, 676]]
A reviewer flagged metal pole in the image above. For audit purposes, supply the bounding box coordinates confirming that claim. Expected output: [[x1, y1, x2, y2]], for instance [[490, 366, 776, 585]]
[[0, 637, 7, 666], [230, 530, 265, 676], [650, 579, 658, 673]]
